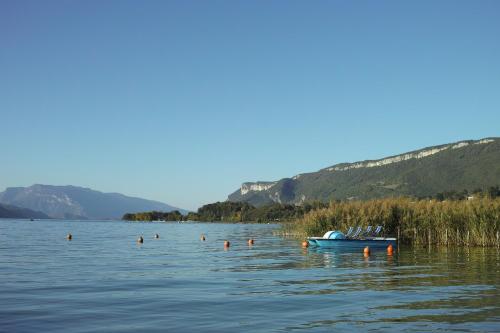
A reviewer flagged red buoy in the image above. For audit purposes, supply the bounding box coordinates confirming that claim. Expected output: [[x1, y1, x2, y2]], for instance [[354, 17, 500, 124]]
[[387, 244, 393, 255]]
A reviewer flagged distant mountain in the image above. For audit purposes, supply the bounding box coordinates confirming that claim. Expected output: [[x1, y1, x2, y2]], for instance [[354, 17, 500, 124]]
[[0, 203, 50, 219], [0, 185, 187, 220], [228, 138, 500, 206]]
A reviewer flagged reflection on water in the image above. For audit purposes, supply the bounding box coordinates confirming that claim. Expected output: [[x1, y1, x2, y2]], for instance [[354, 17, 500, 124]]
[[0, 219, 498, 332]]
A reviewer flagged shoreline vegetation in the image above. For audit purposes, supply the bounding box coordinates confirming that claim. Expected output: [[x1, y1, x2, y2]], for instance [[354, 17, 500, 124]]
[[285, 197, 499, 247], [122, 201, 328, 224], [123, 187, 500, 247]]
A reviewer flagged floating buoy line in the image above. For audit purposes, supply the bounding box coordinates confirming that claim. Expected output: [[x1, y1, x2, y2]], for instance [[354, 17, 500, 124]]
[[63, 234, 398, 258]]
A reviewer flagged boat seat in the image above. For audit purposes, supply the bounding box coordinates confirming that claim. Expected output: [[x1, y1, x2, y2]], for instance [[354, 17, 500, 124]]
[[348, 226, 362, 239], [372, 225, 382, 237]]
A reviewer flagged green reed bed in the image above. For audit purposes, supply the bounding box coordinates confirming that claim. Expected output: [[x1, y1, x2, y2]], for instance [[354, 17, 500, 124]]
[[285, 198, 500, 246]]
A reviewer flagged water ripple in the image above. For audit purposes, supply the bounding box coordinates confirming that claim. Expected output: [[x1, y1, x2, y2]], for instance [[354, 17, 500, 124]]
[[0, 219, 498, 332]]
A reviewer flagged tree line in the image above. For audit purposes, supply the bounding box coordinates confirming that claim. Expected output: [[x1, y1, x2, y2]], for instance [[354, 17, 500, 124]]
[[431, 186, 500, 201], [122, 201, 328, 223], [122, 210, 184, 222]]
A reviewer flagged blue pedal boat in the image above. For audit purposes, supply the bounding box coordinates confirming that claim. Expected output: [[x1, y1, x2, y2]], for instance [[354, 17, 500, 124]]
[[307, 230, 397, 249]]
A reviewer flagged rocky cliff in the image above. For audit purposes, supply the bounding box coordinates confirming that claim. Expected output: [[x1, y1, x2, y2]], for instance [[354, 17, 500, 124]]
[[228, 138, 500, 206]]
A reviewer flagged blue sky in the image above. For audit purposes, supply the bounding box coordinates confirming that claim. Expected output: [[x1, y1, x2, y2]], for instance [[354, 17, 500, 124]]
[[1, 1, 499, 210]]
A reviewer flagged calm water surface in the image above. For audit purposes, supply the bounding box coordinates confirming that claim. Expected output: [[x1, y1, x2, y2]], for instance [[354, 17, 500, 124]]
[[0, 219, 498, 332]]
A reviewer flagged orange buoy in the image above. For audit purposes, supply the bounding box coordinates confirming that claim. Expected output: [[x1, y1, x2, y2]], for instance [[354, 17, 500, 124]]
[[66, 233, 72, 240], [224, 240, 230, 248], [363, 246, 370, 256], [387, 244, 393, 255], [200, 235, 206, 241], [137, 236, 144, 244], [154, 234, 160, 239], [248, 239, 254, 245], [302, 241, 309, 248]]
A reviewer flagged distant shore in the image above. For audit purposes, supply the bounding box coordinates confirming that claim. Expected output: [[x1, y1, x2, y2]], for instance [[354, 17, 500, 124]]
[[122, 201, 328, 224], [122, 195, 500, 247]]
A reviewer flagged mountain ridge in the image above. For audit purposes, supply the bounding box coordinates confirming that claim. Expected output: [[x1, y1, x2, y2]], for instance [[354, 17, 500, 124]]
[[0, 185, 187, 219], [228, 137, 500, 206]]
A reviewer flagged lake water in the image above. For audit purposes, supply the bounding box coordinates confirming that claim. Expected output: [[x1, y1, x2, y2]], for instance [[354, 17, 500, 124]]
[[0, 219, 498, 332]]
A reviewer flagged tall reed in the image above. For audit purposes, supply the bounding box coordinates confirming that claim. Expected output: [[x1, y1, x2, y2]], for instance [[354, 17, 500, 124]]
[[288, 197, 500, 246]]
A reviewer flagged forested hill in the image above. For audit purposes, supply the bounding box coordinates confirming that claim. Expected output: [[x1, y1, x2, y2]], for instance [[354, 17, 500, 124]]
[[228, 138, 500, 206]]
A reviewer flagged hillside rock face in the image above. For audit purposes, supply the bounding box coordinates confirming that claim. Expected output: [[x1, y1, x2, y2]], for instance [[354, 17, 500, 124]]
[[240, 182, 277, 195], [0, 185, 184, 219], [228, 138, 500, 206]]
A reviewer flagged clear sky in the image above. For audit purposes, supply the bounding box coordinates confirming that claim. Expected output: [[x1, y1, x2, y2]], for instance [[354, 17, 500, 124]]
[[1, 1, 499, 210]]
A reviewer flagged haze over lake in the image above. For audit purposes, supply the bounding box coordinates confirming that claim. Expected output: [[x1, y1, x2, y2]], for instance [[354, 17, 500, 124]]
[[1, 219, 498, 332]]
